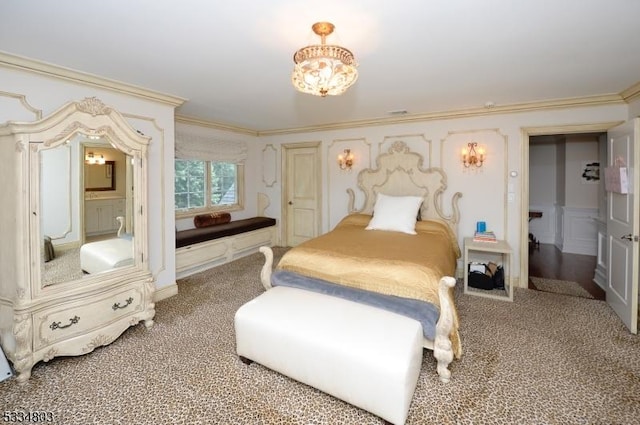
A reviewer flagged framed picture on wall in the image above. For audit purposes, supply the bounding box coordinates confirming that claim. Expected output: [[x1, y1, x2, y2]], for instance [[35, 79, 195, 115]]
[[581, 161, 599, 184]]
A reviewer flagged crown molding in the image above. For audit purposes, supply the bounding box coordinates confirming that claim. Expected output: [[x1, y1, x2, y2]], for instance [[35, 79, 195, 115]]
[[162, 80, 640, 134], [522, 121, 624, 136], [174, 114, 258, 137], [257, 93, 626, 136], [174, 93, 626, 138], [620, 80, 640, 102], [0, 51, 186, 107]]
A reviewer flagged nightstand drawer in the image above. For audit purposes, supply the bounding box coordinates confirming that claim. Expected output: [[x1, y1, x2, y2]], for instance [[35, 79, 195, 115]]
[[34, 285, 145, 350]]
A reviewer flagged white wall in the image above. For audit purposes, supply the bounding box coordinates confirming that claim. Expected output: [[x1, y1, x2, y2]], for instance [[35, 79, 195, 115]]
[[628, 96, 640, 119], [564, 135, 599, 208], [529, 135, 600, 248], [0, 65, 179, 292], [529, 142, 557, 205], [258, 103, 628, 284], [529, 139, 559, 245], [555, 140, 566, 206]]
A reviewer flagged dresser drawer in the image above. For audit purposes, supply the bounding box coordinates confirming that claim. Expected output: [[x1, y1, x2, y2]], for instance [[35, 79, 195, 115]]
[[34, 285, 145, 350]]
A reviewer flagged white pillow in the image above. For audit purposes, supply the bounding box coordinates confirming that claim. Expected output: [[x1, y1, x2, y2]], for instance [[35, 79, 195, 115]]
[[366, 193, 423, 235]]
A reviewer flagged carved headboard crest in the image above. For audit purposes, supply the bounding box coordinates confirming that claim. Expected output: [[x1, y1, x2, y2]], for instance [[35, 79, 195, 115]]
[[347, 141, 462, 235]]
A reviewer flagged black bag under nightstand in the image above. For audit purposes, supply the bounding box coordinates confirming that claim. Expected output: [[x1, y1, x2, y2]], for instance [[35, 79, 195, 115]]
[[468, 270, 495, 290]]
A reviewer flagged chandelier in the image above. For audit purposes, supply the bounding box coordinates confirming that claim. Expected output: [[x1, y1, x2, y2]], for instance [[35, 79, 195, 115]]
[[291, 22, 358, 97]]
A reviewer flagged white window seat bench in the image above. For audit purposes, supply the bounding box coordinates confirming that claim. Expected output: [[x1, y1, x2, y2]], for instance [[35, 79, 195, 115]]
[[175, 217, 277, 278]]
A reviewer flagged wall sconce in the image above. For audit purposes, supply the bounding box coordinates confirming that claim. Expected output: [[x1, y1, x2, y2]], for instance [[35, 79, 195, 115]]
[[85, 152, 105, 165], [461, 142, 484, 168], [337, 149, 354, 171]]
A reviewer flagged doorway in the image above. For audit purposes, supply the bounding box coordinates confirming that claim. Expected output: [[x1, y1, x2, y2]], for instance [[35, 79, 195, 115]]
[[82, 143, 128, 243], [527, 132, 605, 299], [520, 122, 621, 298], [281, 142, 322, 247]]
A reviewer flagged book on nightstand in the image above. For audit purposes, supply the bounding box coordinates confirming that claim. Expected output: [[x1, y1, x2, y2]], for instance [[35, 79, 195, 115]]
[[473, 230, 497, 242]]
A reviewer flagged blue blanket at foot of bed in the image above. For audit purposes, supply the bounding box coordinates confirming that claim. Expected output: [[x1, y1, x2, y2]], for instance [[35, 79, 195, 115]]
[[270, 270, 439, 340]]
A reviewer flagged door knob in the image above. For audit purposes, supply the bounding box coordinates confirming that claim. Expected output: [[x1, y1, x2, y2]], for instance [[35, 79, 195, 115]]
[[620, 234, 638, 242], [288, 201, 293, 205]]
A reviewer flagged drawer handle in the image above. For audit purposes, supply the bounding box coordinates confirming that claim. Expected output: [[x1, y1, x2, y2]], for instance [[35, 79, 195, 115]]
[[112, 297, 134, 311], [49, 315, 80, 331]]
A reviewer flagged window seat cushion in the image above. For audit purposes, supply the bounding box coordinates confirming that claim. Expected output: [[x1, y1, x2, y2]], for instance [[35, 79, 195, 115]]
[[176, 217, 276, 248]]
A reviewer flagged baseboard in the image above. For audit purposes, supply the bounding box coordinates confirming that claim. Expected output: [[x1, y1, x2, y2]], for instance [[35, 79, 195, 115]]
[[561, 207, 598, 255], [154, 282, 178, 302], [513, 276, 523, 289], [593, 270, 607, 290]]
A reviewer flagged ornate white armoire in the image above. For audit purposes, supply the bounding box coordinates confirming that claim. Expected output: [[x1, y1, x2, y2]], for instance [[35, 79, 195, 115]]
[[0, 98, 155, 382]]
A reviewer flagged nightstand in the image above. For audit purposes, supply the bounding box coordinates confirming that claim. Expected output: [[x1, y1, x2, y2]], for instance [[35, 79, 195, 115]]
[[463, 237, 513, 302]]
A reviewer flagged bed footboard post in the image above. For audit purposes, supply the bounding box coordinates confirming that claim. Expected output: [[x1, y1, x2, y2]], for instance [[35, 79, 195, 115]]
[[258, 246, 273, 290], [434, 276, 456, 383]]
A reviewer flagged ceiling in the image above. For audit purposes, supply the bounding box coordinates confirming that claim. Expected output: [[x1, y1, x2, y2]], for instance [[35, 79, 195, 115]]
[[1, 0, 639, 133]]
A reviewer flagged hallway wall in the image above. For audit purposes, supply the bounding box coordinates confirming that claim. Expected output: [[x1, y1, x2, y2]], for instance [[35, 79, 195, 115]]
[[530, 134, 601, 255]]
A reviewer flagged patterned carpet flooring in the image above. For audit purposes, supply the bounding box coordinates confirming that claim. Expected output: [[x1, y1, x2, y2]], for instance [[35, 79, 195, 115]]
[[2, 247, 639, 424]]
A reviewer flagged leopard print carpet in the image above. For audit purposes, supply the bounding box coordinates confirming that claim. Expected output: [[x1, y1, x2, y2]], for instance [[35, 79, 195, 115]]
[[1, 247, 639, 424]]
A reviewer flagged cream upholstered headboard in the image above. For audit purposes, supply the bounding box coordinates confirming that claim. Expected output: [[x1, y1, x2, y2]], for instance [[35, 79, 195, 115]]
[[347, 141, 462, 236]]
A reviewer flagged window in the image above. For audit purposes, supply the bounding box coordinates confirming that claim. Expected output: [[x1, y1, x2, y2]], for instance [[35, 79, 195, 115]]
[[175, 159, 244, 215]]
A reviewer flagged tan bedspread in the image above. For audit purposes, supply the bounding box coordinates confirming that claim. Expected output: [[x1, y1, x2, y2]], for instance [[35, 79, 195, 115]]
[[277, 213, 462, 357]]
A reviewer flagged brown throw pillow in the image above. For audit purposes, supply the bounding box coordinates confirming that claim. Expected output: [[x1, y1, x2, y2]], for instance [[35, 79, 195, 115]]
[[193, 212, 232, 228]]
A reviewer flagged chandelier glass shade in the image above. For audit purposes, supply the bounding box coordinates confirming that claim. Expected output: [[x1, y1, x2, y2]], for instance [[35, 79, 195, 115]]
[[292, 22, 358, 97]]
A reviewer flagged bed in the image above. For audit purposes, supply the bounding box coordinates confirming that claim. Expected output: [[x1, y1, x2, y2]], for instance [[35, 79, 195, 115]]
[[259, 141, 463, 381]]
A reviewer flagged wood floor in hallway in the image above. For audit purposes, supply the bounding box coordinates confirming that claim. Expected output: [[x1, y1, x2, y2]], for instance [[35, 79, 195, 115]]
[[528, 242, 605, 300]]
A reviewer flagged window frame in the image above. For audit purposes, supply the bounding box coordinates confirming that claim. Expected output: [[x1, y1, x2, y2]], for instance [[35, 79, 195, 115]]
[[175, 159, 245, 219]]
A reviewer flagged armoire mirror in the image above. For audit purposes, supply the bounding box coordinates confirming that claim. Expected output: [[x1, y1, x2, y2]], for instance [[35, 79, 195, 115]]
[[39, 135, 138, 287]]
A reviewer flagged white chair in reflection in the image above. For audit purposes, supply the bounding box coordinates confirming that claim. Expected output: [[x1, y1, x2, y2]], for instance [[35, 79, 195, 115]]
[[80, 216, 133, 274]]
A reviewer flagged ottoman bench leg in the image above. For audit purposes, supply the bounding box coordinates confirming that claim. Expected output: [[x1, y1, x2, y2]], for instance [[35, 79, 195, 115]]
[[239, 356, 253, 365]]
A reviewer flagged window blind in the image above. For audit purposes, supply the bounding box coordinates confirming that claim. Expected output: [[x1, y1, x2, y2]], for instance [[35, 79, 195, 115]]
[[175, 131, 248, 163]]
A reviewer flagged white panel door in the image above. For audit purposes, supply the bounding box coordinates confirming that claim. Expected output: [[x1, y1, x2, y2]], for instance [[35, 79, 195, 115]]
[[606, 119, 639, 334], [284, 145, 320, 246]]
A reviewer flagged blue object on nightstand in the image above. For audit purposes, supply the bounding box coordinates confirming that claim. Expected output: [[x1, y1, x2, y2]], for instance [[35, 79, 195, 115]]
[[476, 221, 486, 233]]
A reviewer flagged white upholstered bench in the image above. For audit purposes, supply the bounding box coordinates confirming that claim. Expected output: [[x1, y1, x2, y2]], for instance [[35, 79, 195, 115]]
[[234, 286, 424, 425]]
